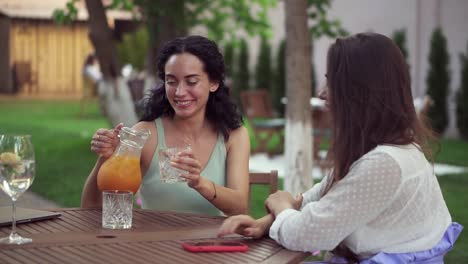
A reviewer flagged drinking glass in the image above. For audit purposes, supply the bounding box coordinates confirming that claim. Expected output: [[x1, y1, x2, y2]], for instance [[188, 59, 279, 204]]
[[158, 145, 191, 183], [0, 134, 35, 244], [102, 190, 133, 229]]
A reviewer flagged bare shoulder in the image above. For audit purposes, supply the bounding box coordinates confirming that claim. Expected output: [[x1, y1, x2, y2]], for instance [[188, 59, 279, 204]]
[[229, 125, 249, 140], [132, 121, 154, 131], [226, 125, 250, 150], [132, 121, 158, 146]]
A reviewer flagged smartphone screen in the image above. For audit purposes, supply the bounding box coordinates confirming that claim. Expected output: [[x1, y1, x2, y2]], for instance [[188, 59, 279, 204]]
[[181, 241, 249, 252]]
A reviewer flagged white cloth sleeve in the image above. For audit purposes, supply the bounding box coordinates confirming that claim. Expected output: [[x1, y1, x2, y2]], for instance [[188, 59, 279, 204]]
[[269, 152, 402, 252], [300, 173, 331, 208]]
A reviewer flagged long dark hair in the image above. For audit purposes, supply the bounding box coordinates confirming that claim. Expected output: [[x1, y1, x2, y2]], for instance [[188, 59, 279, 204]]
[[140, 35, 243, 141], [323, 33, 435, 261]]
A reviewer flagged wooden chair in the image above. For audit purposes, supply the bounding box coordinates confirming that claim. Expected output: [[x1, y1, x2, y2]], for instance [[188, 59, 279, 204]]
[[240, 90, 284, 155], [249, 170, 278, 210]]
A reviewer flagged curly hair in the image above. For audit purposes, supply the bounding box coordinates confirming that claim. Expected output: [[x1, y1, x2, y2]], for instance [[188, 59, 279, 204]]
[[140, 35, 243, 141]]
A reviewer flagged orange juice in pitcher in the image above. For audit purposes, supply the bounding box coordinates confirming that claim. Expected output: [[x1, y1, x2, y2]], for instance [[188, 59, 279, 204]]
[[97, 127, 149, 194]]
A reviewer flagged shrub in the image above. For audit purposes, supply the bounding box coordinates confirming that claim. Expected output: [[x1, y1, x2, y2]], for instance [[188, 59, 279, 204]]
[[233, 39, 250, 102], [392, 29, 409, 68], [117, 26, 148, 71], [426, 28, 450, 135], [223, 42, 235, 78], [255, 37, 272, 90], [456, 43, 468, 140]]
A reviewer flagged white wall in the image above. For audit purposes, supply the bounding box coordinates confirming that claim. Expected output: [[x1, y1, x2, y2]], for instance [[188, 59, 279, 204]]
[[256, 0, 468, 138]]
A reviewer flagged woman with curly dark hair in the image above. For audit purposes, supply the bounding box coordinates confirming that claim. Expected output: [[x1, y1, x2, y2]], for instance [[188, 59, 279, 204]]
[[82, 36, 250, 216], [218, 33, 462, 262]]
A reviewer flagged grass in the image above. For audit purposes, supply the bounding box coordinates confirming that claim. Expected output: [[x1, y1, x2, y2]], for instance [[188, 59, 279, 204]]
[[0, 99, 108, 206], [0, 99, 466, 262], [437, 173, 468, 262]]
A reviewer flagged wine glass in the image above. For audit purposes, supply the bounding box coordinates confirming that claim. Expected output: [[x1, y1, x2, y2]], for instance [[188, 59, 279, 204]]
[[0, 134, 35, 244]]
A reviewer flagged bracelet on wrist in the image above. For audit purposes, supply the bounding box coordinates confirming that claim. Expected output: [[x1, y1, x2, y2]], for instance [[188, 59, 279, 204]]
[[209, 181, 217, 201]]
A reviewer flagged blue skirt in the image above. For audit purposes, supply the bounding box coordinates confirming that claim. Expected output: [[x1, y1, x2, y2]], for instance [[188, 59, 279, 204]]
[[309, 222, 463, 264]]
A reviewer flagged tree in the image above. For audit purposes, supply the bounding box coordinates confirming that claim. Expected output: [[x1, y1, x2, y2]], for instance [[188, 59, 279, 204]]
[[117, 27, 149, 71], [426, 28, 450, 135], [274, 39, 286, 115], [255, 37, 272, 91], [73, 0, 137, 127], [392, 29, 409, 70], [223, 42, 235, 78], [54, 0, 276, 126], [307, 0, 347, 98], [456, 43, 468, 140], [233, 39, 250, 102], [283, 0, 347, 194], [284, 0, 313, 193]]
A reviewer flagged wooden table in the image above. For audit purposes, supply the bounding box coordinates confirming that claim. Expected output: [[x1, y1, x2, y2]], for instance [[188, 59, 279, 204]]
[[0, 208, 309, 263]]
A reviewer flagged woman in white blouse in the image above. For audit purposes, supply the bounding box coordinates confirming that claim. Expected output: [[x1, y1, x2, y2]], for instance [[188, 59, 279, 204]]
[[218, 32, 462, 262]]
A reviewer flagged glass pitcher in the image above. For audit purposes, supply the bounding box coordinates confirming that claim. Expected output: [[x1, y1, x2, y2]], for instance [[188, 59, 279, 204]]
[[97, 127, 149, 194]]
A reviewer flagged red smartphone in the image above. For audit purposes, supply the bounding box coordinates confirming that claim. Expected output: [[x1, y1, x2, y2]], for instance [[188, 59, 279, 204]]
[[181, 241, 249, 252]]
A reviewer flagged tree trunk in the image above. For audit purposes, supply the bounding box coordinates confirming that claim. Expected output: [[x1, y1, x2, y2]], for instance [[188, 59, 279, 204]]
[[145, 0, 187, 80], [84, 0, 137, 127], [136, 0, 187, 94], [284, 0, 313, 194]]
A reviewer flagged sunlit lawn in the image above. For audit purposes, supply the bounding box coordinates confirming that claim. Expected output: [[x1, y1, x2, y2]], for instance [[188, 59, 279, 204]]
[[0, 99, 466, 262]]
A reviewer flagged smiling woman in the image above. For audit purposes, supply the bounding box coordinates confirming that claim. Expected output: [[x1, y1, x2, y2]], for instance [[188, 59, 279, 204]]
[[81, 36, 250, 217], [163, 53, 218, 118]]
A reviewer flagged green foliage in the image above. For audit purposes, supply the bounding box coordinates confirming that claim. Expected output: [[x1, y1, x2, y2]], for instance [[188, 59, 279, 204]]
[[190, 0, 276, 42], [307, 0, 348, 39], [223, 42, 235, 78], [426, 28, 450, 135], [233, 39, 250, 102], [52, 0, 79, 25], [437, 173, 468, 263], [392, 29, 409, 61], [305, 0, 346, 105], [255, 37, 272, 90], [274, 40, 286, 115], [54, 0, 275, 44], [117, 27, 149, 71], [456, 43, 468, 140], [434, 138, 468, 166]]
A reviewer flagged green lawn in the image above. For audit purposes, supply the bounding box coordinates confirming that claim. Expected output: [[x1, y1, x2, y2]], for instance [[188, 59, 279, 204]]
[[0, 99, 466, 262], [0, 99, 108, 206]]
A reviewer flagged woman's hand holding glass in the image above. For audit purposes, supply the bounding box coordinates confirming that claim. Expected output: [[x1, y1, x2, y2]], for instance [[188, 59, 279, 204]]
[[91, 123, 123, 159], [170, 148, 202, 188]]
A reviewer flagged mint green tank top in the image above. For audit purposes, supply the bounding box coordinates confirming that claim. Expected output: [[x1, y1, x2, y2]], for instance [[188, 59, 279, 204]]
[[139, 118, 226, 216]]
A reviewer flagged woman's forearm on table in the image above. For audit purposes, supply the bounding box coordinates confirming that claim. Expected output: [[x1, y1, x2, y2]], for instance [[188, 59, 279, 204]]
[[194, 177, 248, 216]]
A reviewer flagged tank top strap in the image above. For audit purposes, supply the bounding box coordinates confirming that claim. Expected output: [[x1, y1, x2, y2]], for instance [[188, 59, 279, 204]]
[[217, 132, 224, 145], [155, 118, 167, 150]]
